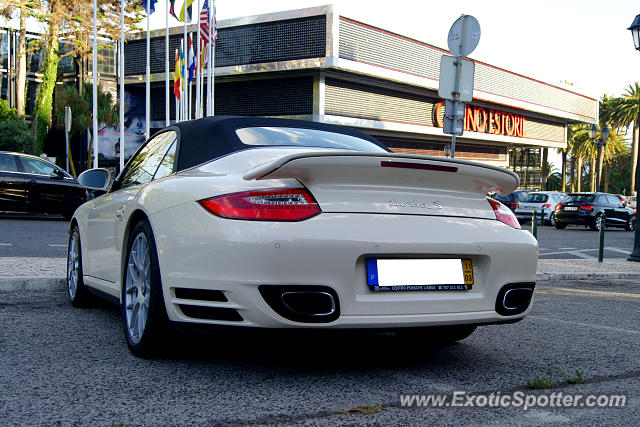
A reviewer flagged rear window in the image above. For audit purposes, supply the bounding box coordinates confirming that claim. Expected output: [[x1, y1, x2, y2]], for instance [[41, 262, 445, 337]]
[[522, 193, 548, 203], [236, 127, 387, 153], [567, 194, 595, 202]]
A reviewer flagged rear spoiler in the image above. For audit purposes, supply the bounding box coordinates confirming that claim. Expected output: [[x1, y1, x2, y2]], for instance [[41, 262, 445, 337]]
[[243, 151, 519, 195]]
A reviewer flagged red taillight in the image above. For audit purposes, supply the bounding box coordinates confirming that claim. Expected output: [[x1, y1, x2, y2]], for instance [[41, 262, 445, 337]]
[[580, 205, 594, 211], [555, 204, 562, 210], [487, 198, 521, 229], [542, 204, 551, 209], [199, 188, 321, 221], [511, 202, 519, 208]]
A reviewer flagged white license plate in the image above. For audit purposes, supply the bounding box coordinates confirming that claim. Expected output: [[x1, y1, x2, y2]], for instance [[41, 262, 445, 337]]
[[564, 206, 578, 211], [366, 258, 473, 291]]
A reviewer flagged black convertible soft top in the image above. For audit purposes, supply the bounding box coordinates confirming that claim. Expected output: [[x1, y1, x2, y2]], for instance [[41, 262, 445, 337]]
[[169, 116, 388, 172]]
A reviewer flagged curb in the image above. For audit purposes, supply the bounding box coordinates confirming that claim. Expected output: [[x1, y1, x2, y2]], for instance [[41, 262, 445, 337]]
[[0, 278, 65, 291], [536, 272, 640, 282]]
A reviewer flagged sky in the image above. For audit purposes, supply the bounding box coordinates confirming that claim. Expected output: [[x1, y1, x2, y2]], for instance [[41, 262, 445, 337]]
[[144, 0, 640, 100]]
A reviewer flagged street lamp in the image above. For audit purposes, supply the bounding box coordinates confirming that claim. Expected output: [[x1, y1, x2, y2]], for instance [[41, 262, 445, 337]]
[[590, 124, 609, 192], [629, 14, 640, 50], [628, 14, 640, 261]]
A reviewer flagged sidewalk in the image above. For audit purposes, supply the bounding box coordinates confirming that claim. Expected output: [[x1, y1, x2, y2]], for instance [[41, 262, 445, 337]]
[[2, 257, 640, 291]]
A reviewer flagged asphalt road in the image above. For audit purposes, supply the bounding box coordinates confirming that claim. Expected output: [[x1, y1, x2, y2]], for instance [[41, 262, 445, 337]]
[[536, 225, 635, 260], [1, 280, 638, 425], [0, 214, 69, 258]]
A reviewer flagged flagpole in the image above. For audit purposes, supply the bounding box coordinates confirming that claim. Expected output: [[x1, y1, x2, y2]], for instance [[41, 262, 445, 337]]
[[183, 18, 187, 121], [187, 36, 191, 120], [92, 0, 98, 168], [165, 0, 169, 127], [195, 0, 200, 119], [119, 0, 125, 173], [207, 0, 213, 116], [145, 1, 151, 139]]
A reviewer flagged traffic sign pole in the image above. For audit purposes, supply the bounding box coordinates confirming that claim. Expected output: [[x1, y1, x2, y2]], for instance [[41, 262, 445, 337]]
[[439, 14, 480, 159]]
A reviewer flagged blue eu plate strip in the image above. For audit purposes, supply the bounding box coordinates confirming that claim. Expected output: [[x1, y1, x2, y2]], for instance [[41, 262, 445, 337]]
[[366, 258, 379, 286]]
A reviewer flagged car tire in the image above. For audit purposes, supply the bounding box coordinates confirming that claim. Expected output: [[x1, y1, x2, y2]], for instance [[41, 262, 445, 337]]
[[548, 213, 557, 226], [626, 216, 635, 232], [121, 220, 171, 357], [395, 325, 477, 344], [554, 221, 566, 230], [67, 226, 91, 307], [590, 214, 603, 231]]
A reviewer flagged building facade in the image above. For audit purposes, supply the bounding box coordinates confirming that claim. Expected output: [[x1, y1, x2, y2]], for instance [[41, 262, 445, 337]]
[[123, 5, 597, 188], [2, 6, 597, 186]]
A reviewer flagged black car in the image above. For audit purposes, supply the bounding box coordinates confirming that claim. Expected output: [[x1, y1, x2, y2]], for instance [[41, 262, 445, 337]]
[[0, 151, 87, 219], [492, 190, 531, 212], [554, 192, 634, 231]]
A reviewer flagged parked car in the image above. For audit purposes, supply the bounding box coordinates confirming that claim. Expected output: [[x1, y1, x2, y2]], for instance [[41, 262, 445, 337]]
[[615, 194, 629, 207], [491, 189, 531, 212], [514, 191, 566, 226], [0, 151, 87, 219], [554, 192, 634, 231], [628, 195, 637, 210], [67, 116, 538, 357]]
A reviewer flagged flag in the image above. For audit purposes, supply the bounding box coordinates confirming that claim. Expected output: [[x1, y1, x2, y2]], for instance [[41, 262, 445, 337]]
[[169, 0, 179, 20], [142, 0, 157, 14], [188, 34, 196, 82], [178, 42, 185, 89], [199, 0, 210, 67], [174, 49, 181, 100], [211, 0, 217, 43], [179, 0, 195, 22]]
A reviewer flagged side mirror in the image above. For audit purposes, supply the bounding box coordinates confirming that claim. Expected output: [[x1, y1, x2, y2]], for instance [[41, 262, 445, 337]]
[[78, 168, 112, 191]]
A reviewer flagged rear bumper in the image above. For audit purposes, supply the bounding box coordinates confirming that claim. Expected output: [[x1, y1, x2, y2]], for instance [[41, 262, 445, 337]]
[[555, 211, 594, 224], [151, 205, 539, 328]]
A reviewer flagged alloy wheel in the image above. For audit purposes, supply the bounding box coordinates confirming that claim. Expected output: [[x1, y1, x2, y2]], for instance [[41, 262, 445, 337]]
[[67, 231, 80, 299], [125, 232, 151, 344]]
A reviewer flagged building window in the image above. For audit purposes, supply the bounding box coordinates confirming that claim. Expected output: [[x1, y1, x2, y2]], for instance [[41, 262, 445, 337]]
[[0, 31, 8, 70], [509, 147, 542, 189]]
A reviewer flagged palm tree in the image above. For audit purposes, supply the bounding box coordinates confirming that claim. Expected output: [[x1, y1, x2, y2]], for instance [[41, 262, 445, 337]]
[[593, 95, 624, 190], [610, 83, 640, 194], [54, 82, 118, 176], [567, 124, 590, 192]]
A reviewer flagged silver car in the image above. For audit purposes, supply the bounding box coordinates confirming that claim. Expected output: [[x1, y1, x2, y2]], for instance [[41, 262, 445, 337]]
[[514, 191, 566, 226]]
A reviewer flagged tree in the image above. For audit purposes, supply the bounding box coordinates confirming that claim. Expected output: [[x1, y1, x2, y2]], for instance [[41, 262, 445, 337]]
[[0, 1, 39, 116], [54, 81, 118, 175], [0, 99, 34, 152], [610, 83, 640, 194], [32, 0, 143, 154], [567, 124, 590, 192]]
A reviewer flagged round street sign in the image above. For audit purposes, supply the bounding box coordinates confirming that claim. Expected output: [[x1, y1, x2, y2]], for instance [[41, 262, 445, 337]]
[[447, 14, 481, 57]]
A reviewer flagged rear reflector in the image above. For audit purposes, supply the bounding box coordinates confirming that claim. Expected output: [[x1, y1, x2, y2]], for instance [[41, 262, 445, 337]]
[[199, 188, 321, 221], [381, 161, 458, 173], [487, 198, 521, 229]]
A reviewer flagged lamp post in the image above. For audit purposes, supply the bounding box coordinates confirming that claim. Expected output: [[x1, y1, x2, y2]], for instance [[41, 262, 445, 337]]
[[627, 14, 640, 261], [590, 124, 609, 192]]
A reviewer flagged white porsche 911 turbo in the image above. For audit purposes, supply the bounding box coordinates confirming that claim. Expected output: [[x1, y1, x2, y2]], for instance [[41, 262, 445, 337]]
[[68, 116, 538, 357]]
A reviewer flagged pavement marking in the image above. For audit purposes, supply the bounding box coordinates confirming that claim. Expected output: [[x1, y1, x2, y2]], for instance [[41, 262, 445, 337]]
[[537, 287, 640, 299], [539, 247, 631, 258], [48, 244, 66, 247], [558, 247, 576, 250], [528, 315, 640, 335], [568, 250, 596, 259], [0, 243, 12, 246], [605, 247, 631, 255]]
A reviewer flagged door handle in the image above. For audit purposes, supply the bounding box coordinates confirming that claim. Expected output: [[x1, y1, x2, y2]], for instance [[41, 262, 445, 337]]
[[115, 207, 125, 220]]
